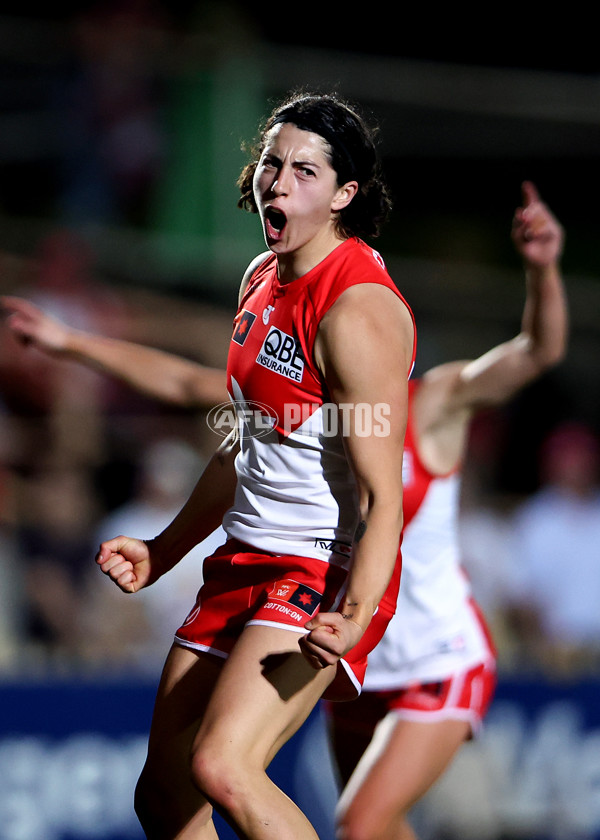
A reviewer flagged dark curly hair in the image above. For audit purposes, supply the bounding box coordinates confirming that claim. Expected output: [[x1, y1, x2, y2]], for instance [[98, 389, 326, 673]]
[[237, 91, 392, 240]]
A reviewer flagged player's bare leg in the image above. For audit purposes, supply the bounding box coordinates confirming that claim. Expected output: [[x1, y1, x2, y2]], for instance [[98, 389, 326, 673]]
[[134, 644, 223, 838], [336, 713, 470, 840], [136, 626, 336, 838], [187, 624, 336, 839]]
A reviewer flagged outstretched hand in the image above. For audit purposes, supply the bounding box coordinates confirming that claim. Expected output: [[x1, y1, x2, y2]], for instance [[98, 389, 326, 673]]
[[95, 536, 160, 594], [299, 612, 364, 669], [512, 181, 564, 268], [0, 295, 70, 354]]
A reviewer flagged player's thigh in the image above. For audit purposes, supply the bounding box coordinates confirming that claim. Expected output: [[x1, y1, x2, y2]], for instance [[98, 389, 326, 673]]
[[194, 624, 336, 768], [135, 643, 225, 832], [339, 714, 470, 819], [324, 694, 383, 787], [380, 715, 471, 806], [145, 643, 224, 766]]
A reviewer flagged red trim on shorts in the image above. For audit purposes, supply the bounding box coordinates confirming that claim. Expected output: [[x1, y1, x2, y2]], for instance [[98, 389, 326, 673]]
[[325, 659, 497, 736]]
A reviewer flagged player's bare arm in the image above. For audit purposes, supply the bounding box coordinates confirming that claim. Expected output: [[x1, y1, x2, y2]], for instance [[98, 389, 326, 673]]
[[96, 429, 239, 593], [300, 283, 413, 668], [1, 294, 228, 408], [413, 183, 567, 476]]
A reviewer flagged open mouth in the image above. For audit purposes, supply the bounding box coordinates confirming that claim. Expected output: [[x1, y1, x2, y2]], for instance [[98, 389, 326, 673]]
[[265, 206, 287, 239]]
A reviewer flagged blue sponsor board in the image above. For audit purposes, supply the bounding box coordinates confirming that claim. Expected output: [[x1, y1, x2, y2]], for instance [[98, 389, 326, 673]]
[[0, 677, 337, 840], [0, 679, 153, 840], [472, 678, 600, 840], [1, 675, 600, 840]]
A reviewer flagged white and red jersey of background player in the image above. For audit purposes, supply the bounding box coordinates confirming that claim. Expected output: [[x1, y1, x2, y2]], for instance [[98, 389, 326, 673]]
[[222, 237, 416, 581], [363, 379, 496, 689]]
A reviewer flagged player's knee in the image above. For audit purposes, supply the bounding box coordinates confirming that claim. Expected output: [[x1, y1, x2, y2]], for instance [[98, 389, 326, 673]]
[[338, 809, 415, 840], [337, 808, 365, 840], [336, 804, 391, 840], [190, 738, 244, 814], [337, 820, 373, 840]]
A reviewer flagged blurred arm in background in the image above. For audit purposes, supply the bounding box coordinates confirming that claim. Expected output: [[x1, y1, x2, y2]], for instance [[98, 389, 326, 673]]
[[1, 294, 228, 409]]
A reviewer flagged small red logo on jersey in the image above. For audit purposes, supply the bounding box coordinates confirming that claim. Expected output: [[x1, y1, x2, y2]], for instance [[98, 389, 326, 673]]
[[233, 310, 256, 345], [268, 580, 322, 616]]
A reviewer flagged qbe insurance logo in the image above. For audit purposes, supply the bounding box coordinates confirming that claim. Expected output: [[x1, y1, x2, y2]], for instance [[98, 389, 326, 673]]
[[257, 326, 305, 382], [206, 401, 278, 439]]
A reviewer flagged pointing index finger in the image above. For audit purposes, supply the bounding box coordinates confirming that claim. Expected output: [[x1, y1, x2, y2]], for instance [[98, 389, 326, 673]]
[[521, 181, 540, 207]]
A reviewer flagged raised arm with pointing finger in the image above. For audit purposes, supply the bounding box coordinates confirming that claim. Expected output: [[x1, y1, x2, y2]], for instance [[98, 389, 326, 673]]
[[409, 180, 567, 477]]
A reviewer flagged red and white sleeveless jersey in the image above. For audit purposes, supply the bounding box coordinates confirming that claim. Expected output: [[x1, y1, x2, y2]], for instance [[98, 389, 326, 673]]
[[222, 237, 416, 571], [363, 380, 496, 688]]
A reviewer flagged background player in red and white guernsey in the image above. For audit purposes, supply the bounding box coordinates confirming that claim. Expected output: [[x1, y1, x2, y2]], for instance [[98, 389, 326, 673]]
[[90, 92, 415, 839], [328, 181, 567, 840]]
